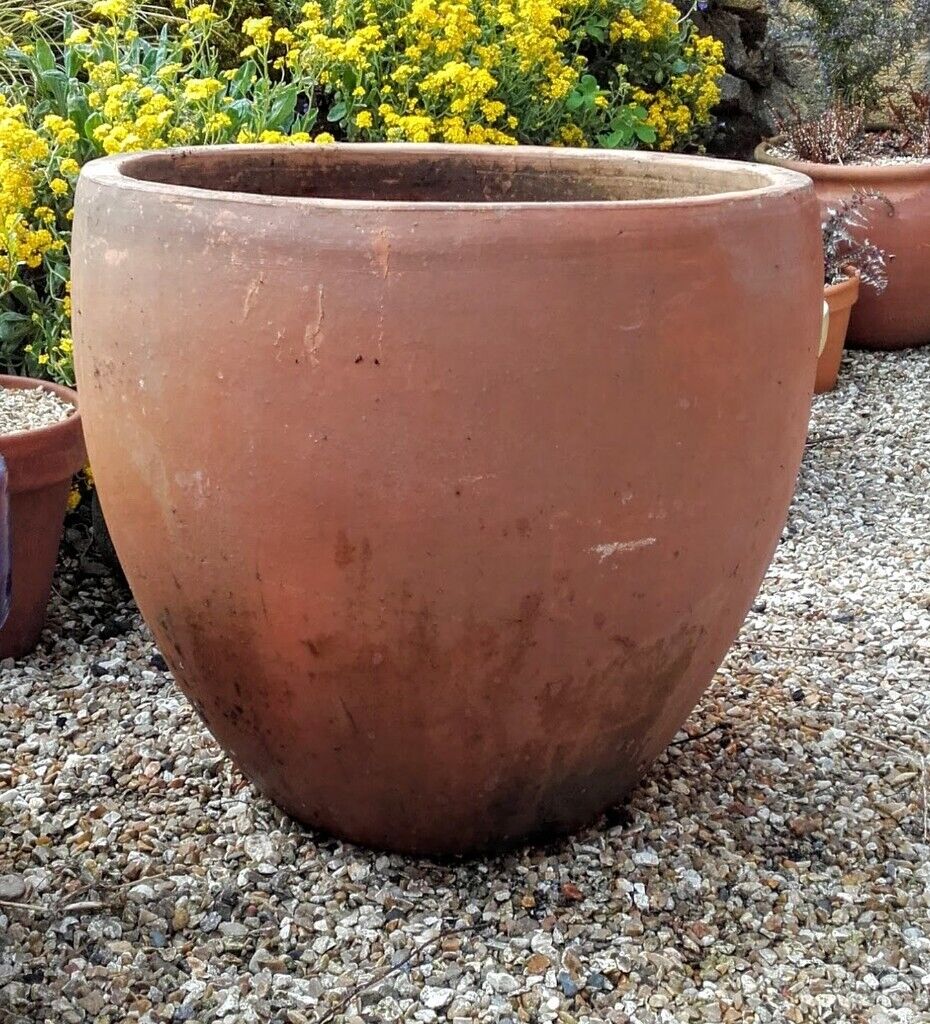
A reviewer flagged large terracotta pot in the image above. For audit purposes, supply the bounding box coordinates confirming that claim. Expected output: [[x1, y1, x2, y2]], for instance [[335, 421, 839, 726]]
[[756, 141, 930, 351], [72, 144, 821, 854], [817, 273, 860, 394], [0, 376, 85, 659]]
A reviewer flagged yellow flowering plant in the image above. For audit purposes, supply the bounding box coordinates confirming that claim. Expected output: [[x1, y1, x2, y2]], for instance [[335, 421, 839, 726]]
[[0, 0, 321, 384], [285, 0, 724, 149]]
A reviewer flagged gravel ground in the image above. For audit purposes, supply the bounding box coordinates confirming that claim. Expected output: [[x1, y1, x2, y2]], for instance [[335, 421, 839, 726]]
[[0, 386, 74, 436], [1, 349, 928, 1024]]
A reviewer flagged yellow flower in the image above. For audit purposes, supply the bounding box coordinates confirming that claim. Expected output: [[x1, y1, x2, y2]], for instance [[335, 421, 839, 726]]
[[206, 112, 233, 133], [314, 132, 335, 143], [242, 16, 273, 48], [187, 4, 218, 24], [23, 11, 39, 24], [66, 28, 91, 45], [183, 77, 224, 102], [354, 110, 373, 129], [91, 0, 131, 21], [49, 178, 69, 196]]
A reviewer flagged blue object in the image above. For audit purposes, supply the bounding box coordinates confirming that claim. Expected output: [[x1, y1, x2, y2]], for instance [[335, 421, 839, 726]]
[[0, 457, 9, 629]]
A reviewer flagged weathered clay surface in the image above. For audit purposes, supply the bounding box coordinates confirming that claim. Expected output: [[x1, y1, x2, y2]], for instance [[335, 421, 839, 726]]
[[73, 144, 820, 853]]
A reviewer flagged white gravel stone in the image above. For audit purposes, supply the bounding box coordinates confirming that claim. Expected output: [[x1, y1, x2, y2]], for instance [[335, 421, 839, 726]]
[[1, 349, 928, 1024], [420, 985, 455, 1009], [0, 384, 73, 435]]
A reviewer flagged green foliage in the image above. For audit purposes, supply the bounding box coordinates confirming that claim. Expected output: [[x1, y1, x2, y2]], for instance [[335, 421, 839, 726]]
[[768, 0, 930, 113], [0, 1, 317, 383]]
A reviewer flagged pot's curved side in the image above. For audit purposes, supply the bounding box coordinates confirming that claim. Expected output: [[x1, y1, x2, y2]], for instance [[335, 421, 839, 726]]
[[756, 142, 930, 351], [73, 148, 821, 853], [817, 275, 860, 394], [0, 376, 86, 659]]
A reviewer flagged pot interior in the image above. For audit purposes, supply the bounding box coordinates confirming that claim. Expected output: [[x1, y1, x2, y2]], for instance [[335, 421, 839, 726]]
[[119, 146, 778, 204]]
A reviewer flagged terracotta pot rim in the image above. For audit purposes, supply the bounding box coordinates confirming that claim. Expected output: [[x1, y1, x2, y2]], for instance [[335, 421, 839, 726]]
[[756, 138, 930, 182], [824, 270, 861, 310], [0, 374, 80, 448], [0, 374, 85, 492], [80, 142, 813, 213]]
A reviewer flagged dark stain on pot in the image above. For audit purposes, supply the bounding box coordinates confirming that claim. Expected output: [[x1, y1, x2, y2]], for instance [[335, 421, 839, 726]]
[[480, 623, 702, 842], [334, 529, 355, 567], [151, 558, 711, 853]]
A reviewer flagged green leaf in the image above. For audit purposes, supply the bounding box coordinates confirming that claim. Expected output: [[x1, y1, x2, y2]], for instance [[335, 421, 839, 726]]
[[634, 123, 658, 144], [327, 100, 347, 123], [39, 69, 70, 112], [598, 129, 628, 148], [82, 111, 104, 146], [0, 312, 33, 344], [267, 83, 300, 130], [35, 38, 56, 73], [229, 59, 257, 98]]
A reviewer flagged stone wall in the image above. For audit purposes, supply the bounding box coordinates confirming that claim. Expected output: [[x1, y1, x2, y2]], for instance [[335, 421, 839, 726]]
[[680, 0, 794, 159]]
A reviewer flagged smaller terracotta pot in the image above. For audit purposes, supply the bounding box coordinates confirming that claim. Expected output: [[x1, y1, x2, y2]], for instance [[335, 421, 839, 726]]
[[755, 140, 930, 350], [0, 376, 86, 660], [0, 459, 10, 628], [817, 273, 861, 394]]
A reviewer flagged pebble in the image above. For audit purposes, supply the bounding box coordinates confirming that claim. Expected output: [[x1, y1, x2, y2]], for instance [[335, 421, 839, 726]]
[[421, 986, 455, 1009], [1, 350, 928, 1023], [0, 873, 28, 901]]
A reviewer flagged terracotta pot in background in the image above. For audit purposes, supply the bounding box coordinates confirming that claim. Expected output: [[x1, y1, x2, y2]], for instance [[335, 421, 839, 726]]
[[756, 141, 930, 351], [817, 273, 861, 394], [0, 457, 10, 629], [0, 376, 86, 660], [73, 144, 821, 854]]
